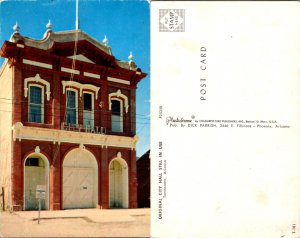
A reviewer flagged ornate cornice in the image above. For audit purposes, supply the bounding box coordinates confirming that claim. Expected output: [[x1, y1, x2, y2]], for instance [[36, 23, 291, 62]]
[[12, 122, 138, 150]]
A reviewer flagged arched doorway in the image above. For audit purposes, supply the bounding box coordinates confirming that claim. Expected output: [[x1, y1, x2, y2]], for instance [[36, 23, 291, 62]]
[[109, 157, 128, 208], [24, 153, 49, 210], [63, 148, 98, 209]]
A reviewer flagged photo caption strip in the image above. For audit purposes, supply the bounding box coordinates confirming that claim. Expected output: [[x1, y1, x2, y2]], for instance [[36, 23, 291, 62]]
[[159, 9, 185, 32]]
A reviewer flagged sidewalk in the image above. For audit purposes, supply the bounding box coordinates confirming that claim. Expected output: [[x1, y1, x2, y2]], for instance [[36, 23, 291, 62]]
[[0, 208, 150, 237]]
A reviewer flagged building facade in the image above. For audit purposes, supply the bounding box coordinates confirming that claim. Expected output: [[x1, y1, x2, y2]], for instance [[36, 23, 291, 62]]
[[0, 23, 146, 211], [137, 150, 150, 208]]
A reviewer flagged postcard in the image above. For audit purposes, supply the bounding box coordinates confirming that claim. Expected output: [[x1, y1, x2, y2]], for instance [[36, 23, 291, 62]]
[[0, 0, 150, 237], [0, 0, 300, 238], [151, 1, 300, 238]]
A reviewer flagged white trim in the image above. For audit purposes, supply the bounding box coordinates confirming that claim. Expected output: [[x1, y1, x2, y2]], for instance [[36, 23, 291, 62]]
[[62, 81, 100, 100], [62, 81, 81, 94], [107, 77, 130, 85], [17, 44, 25, 48], [83, 91, 94, 128], [66, 88, 78, 125], [28, 84, 45, 124], [12, 123, 138, 149], [108, 89, 129, 113], [84, 72, 101, 79], [23, 59, 52, 69], [24, 74, 51, 101], [61, 67, 80, 75]]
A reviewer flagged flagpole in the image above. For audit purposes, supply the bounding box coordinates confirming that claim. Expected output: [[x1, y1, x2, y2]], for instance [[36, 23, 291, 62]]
[[76, 0, 79, 30]]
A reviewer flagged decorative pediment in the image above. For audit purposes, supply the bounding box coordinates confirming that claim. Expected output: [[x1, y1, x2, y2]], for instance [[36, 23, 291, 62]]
[[48, 40, 120, 69], [11, 30, 112, 55], [3, 29, 147, 80]]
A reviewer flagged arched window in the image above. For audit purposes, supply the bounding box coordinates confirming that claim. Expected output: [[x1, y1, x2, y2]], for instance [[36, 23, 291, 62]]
[[24, 152, 49, 210], [28, 85, 44, 123], [111, 99, 123, 132], [66, 89, 78, 125], [109, 155, 129, 208], [109, 90, 129, 133]]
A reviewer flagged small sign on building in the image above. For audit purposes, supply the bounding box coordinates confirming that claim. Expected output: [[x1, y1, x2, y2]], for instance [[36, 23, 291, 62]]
[[36, 185, 46, 199]]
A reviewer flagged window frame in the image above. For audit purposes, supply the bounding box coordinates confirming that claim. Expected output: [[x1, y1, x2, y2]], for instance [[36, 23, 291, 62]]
[[28, 84, 44, 123], [83, 91, 94, 128], [65, 88, 78, 125], [111, 98, 123, 133]]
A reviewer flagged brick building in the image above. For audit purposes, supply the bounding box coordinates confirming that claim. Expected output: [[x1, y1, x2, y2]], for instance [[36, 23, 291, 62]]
[[137, 150, 150, 208], [0, 22, 146, 211]]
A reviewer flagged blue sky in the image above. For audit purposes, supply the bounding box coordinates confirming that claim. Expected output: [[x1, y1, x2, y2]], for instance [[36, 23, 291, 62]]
[[0, 0, 150, 157]]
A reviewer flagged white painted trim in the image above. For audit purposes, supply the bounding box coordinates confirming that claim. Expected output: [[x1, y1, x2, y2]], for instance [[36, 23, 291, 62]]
[[23, 59, 52, 69], [108, 89, 129, 113], [62, 81, 81, 94], [12, 123, 137, 149], [66, 88, 78, 125], [107, 77, 130, 85], [62, 81, 100, 100], [61, 67, 80, 75], [83, 72, 101, 79], [28, 84, 45, 124], [17, 44, 25, 48], [24, 74, 51, 101]]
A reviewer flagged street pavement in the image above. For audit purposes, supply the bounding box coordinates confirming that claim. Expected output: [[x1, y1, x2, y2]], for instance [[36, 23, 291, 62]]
[[0, 208, 150, 237]]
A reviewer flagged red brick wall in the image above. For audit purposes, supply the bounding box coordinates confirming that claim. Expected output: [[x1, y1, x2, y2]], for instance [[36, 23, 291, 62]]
[[11, 138, 137, 210], [8, 42, 141, 210], [17, 66, 136, 135]]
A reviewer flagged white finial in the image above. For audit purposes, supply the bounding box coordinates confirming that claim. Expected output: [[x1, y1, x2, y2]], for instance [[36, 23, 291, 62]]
[[128, 51, 134, 62], [13, 22, 20, 34], [128, 51, 137, 69], [103, 35, 108, 46], [46, 20, 52, 31]]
